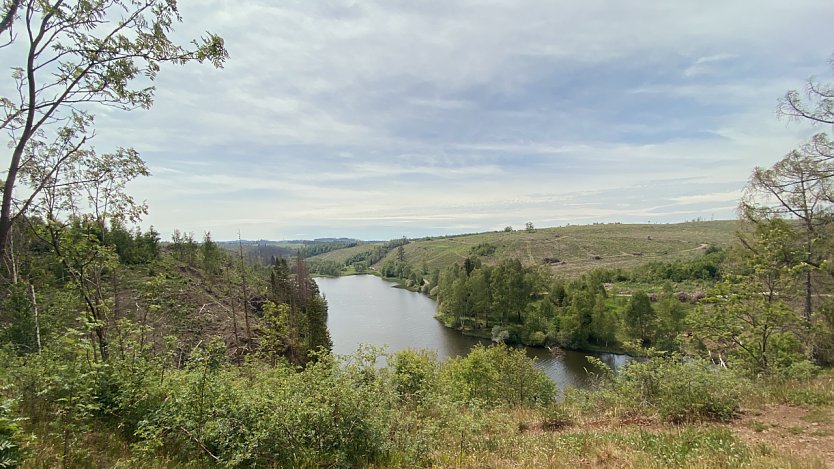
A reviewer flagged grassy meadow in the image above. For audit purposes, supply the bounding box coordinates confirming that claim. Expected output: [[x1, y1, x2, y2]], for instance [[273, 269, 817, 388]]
[[308, 220, 739, 279]]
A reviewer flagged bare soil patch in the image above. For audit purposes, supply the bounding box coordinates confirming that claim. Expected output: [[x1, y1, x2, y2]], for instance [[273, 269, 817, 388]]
[[733, 404, 834, 467]]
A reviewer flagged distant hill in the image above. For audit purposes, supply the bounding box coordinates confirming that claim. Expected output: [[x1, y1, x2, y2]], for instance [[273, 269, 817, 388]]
[[306, 220, 740, 277], [217, 238, 366, 264]]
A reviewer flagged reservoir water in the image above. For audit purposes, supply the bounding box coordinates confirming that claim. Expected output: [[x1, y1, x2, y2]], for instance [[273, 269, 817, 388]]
[[315, 275, 630, 390]]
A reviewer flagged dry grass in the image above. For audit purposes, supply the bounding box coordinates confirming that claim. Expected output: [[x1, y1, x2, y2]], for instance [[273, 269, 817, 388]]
[[307, 220, 739, 278]]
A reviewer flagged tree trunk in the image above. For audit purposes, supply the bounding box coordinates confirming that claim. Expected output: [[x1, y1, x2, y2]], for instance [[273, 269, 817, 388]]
[[238, 235, 251, 341], [804, 270, 812, 323], [0, 131, 27, 262], [30, 283, 41, 353]]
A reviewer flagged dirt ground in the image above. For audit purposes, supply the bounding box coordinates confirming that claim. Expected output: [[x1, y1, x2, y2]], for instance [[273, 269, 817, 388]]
[[732, 404, 834, 467]]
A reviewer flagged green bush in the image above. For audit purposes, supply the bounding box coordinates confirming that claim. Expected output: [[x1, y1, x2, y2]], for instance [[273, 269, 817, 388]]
[[541, 403, 574, 430], [0, 397, 23, 469], [391, 349, 438, 405], [526, 331, 547, 347], [11, 331, 111, 466], [441, 344, 555, 407], [136, 347, 397, 468], [604, 356, 747, 423]]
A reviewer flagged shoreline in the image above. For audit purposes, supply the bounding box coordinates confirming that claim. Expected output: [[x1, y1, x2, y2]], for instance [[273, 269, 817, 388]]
[[324, 272, 632, 357]]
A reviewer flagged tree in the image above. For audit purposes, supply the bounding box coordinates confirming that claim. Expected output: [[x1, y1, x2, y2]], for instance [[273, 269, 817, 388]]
[[21, 128, 156, 361], [654, 292, 686, 350], [740, 52, 834, 363], [590, 293, 617, 347], [303, 295, 332, 355], [396, 244, 406, 263], [777, 53, 834, 172], [0, 0, 227, 262], [467, 268, 491, 327], [691, 276, 801, 373], [200, 232, 223, 275], [525, 222, 535, 233], [689, 220, 806, 373], [742, 149, 833, 322], [624, 291, 656, 345], [491, 259, 529, 324], [779, 55, 834, 128]]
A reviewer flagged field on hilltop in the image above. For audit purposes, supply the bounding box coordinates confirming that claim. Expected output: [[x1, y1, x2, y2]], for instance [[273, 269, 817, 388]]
[[307, 220, 740, 278], [305, 242, 386, 265]]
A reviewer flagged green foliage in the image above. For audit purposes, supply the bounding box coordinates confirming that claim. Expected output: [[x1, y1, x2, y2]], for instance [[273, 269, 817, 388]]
[[591, 356, 747, 423], [442, 344, 555, 407], [653, 293, 687, 350], [633, 247, 725, 283], [0, 283, 36, 354], [303, 295, 333, 354], [689, 274, 803, 375], [258, 301, 291, 361], [263, 257, 332, 364], [170, 230, 199, 265], [812, 300, 834, 366], [200, 232, 224, 275], [298, 240, 360, 258], [540, 402, 574, 430], [11, 328, 111, 466], [391, 349, 438, 405], [624, 291, 656, 345], [135, 347, 397, 467], [0, 395, 24, 469], [106, 221, 160, 265], [1, 323, 828, 468], [307, 259, 343, 276], [469, 242, 497, 257]]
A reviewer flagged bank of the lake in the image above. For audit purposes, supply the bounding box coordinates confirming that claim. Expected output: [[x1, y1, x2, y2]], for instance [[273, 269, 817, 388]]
[[315, 274, 630, 389]]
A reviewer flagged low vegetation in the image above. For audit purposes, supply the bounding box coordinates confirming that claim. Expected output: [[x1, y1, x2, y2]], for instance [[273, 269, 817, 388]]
[[2, 337, 832, 467]]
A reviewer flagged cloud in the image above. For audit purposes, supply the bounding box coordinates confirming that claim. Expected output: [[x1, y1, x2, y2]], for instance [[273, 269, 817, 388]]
[[6, 0, 832, 240], [683, 53, 738, 77], [672, 191, 744, 205]]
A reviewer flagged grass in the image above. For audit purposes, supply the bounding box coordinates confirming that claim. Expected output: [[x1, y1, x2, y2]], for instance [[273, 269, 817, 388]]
[[801, 409, 833, 425], [750, 371, 834, 407], [418, 412, 820, 469], [307, 220, 739, 279], [307, 242, 385, 265], [787, 426, 805, 435], [748, 420, 770, 432]]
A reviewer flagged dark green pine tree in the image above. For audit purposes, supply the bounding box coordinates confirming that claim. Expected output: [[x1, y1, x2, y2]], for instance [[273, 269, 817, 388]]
[[304, 294, 333, 354]]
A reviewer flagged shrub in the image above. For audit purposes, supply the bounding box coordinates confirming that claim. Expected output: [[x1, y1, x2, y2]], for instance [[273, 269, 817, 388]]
[[527, 331, 547, 347], [541, 403, 573, 430], [441, 344, 555, 407], [604, 356, 747, 423], [391, 349, 438, 405], [0, 397, 23, 469], [137, 347, 398, 467]]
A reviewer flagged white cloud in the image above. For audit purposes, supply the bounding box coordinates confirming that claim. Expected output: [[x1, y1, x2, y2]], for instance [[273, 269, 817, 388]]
[[6, 0, 833, 240], [672, 191, 744, 205], [683, 53, 738, 77]]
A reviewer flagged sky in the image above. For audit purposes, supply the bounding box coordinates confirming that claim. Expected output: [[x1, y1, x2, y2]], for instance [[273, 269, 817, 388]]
[[9, 1, 834, 241]]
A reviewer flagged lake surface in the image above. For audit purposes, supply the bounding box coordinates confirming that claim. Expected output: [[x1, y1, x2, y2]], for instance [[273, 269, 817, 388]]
[[315, 275, 630, 390]]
